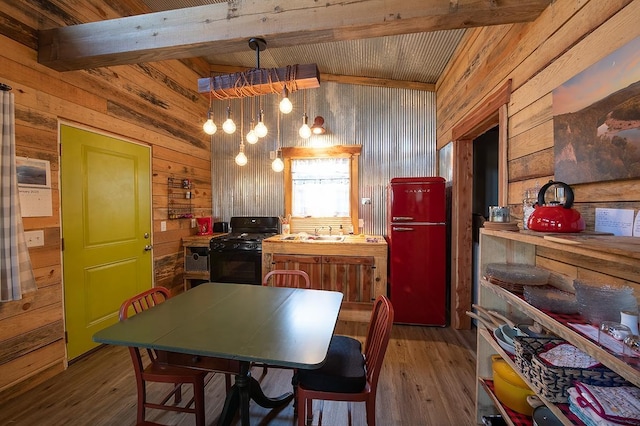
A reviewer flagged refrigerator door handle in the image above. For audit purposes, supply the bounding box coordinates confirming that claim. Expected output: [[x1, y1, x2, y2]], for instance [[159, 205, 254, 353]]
[[392, 216, 414, 221], [392, 226, 414, 231]]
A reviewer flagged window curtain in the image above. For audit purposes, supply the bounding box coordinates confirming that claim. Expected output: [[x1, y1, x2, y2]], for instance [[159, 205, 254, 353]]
[[0, 83, 37, 301]]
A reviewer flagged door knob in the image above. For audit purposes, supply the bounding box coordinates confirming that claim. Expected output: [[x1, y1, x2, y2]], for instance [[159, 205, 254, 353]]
[[144, 245, 153, 251]]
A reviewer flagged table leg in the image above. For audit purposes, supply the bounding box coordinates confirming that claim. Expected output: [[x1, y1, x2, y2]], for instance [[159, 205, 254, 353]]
[[217, 362, 294, 426]]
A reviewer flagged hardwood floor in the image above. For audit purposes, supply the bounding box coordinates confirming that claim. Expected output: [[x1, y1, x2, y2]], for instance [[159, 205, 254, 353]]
[[0, 321, 477, 426]]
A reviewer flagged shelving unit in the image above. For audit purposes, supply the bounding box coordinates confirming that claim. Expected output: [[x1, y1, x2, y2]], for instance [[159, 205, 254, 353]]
[[168, 177, 193, 219], [182, 235, 214, 291], [475, 229, 640, 425]]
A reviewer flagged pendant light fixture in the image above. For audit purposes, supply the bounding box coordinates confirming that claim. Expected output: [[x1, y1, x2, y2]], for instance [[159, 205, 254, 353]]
[[235, 99, 248, 166], [255, 108, 268, 138], [279, 86, 293, 114], [299, 90, 311, 139], [222, 101, 236, 134], [202, 83, 217, 135], [272, 109, 284, 172], [246, 97, 259, 144]]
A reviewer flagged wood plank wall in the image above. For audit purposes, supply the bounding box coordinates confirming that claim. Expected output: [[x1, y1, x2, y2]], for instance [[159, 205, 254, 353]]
[[0, 1, 212, 400], [437, 0, 640, 222]]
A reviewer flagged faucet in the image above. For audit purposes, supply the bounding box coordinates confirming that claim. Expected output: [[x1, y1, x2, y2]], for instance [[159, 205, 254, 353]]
[[328, 226, 332, 236]]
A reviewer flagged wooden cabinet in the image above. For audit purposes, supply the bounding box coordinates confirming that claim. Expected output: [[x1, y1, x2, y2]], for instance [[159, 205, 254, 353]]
[[475, 229, 640, 425], [262, 235, 387, 322], [269, 253, 375, 304]]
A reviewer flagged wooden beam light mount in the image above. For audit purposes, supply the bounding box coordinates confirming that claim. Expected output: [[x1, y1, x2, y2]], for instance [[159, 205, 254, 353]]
[[197, 38, 320, 100]]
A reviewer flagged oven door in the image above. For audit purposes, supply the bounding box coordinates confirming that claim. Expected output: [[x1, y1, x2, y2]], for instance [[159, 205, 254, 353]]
[[209, 249, 262, 285]]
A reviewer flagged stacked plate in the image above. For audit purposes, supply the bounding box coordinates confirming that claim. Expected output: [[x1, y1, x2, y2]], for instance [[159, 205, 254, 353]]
[[484, 263, 550, 293], [523, 285, 579, 314], [574, 279, 637, 325]]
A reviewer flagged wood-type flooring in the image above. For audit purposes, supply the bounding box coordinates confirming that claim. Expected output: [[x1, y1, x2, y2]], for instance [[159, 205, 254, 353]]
[[0, 321, 477, 426]]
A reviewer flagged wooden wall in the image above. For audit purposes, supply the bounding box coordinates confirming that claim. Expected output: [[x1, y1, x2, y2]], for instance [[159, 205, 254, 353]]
[[437, 0, 640, 223], [0, 1, 212, 400]]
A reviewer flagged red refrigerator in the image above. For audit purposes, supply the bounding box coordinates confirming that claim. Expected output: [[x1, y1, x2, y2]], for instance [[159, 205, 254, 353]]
[[387, 177, 447, 326]]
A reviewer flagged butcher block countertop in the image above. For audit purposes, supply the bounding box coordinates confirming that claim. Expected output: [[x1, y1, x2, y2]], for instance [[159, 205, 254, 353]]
[[263, 233, 386, 246]]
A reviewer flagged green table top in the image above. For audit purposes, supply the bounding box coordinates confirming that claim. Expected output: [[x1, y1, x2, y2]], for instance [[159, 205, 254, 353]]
[[93, 283, 344, 369]]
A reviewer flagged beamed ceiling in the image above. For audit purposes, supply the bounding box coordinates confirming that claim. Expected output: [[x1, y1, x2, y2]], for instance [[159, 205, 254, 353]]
[[38, 0, 553, 91]]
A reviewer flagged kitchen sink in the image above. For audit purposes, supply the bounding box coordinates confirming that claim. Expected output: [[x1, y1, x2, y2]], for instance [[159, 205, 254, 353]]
[[280, 235, 345, 242], [307, 235, 345, 242]]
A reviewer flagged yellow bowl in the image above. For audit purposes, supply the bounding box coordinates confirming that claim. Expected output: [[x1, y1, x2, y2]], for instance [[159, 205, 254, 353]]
[[491, 355, 534, 415]]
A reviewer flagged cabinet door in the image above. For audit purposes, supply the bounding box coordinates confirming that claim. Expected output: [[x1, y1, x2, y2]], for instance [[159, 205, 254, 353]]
[[270, 254, 322, 288], [322, 256, 375, 303]]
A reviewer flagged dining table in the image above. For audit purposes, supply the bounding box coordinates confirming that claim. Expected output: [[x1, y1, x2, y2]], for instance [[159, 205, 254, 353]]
[[93, 282, 344, 426]]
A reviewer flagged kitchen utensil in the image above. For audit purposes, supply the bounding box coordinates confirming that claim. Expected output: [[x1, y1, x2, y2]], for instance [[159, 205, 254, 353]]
[[527, 180, 585, 233], [493, 328, 516, 354], [466, 311, 516, 354], [472, 304, 502, 327], [523, 285, 579, 314], [574, 279, 638, 325], [518, 323, 551, 338], [491, 355, 534, 415], [487, 310, 526, 346], [484, 263, 550, 293], [527, 396, 563, 426]]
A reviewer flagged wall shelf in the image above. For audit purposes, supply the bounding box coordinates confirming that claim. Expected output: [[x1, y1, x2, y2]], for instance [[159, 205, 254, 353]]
[[168, 177, 193, 219]]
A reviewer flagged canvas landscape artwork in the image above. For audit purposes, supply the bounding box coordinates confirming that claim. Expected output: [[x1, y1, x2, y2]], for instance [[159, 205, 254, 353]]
[[553, 36, 640, 185]]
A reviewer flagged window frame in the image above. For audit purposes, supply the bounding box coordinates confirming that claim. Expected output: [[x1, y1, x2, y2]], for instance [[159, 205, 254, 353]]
[[281, 145, 361, 232]]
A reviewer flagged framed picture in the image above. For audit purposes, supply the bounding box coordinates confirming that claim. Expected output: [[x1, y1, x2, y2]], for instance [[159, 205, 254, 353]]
[[553, 36, 640, 185]]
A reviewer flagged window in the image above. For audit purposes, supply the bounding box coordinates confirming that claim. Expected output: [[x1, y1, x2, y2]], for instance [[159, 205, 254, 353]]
[[281, 145, 361, 233], [291, 158, 350, 217]]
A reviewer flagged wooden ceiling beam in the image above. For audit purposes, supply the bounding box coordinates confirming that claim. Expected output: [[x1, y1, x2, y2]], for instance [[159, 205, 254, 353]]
[[206, 64, 436, 92], [38, 0, 552, 71]]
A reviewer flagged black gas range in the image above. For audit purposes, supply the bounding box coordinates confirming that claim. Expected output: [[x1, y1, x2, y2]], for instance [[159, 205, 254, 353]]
[[209, 216, 279, 285]]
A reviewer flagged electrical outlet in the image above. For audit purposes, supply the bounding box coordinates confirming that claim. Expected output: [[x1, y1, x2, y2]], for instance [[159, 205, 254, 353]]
[[160, 221, 167, 232], [25, 230, 45, 247], [269, 150, 276, 160], [361, 197, 371, 205], [191, 218, 196, 228]]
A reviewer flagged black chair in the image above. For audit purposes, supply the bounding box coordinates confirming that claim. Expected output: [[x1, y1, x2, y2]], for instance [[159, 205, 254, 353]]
[[295, 295, 394, 426]]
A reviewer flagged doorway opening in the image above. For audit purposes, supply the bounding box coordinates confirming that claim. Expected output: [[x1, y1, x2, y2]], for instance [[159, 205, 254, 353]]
[[472, 126, 499, 305]]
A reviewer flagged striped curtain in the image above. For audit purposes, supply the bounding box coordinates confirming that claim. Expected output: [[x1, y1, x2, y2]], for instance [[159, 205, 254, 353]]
[[0, 84, 36, 301]]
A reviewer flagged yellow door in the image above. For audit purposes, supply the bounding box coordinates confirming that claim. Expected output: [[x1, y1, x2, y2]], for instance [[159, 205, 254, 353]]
[[61, 125, 152, 360]]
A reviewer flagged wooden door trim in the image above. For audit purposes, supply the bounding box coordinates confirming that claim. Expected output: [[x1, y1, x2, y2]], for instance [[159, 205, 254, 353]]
[[449, 80, 511, 329]]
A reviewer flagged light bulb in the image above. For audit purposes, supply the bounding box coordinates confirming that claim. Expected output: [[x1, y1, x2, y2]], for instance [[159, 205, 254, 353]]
[[299, 123, 311, 139], [203, 118, 217, 135], [255, 111, 268, 138], [279, 97, 293, 114], [235, 150, 247, 166], [222, 107, 236, 134], [272, 157, 284, 172], [246, 129, 259, 144], [255, 121, 268, 138], [299, 113, 311, 139]]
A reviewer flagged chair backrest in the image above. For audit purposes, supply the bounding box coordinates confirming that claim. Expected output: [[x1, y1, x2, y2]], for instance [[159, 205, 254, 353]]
[[263, 269, 311, 289], [363, 295, 394, 390], [119, 286, 171, 320], [119, 287, 171, 363]]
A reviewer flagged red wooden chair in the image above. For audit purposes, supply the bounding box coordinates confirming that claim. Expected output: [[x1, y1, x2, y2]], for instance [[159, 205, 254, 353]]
[[295, 295, 394, 426], [120, 287, 219, 426], [263, 269, 311, 289]]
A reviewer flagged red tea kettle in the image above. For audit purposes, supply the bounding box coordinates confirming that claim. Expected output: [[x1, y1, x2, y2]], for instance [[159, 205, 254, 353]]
[[527, 181, 585, 233]]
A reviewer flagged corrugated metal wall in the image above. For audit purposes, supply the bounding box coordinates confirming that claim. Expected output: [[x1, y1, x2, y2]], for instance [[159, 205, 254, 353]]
[[210, 82, 436, 236]]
